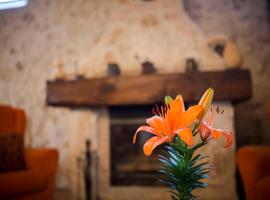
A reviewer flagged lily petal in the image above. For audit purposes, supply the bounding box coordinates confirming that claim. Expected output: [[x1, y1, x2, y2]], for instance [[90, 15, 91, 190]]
[[198, 121, 211, 140], [198, 88, 214, 120], [170, 95, 185, 114], [200, 121, 234, 148], [210, 127, 223, 139], [143, 136, 168, 156], [177, 128, 193, 146], [223, 131, 233, 148], [177, 105, 203, 127], [133, 126, 158, 144], [211, 128, 233, 147], [146, 116, 166, 135], [166, 95, 185, 129]]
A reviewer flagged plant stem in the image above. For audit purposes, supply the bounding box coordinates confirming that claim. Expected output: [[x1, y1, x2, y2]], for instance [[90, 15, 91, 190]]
[[159, 138, 209, 200]]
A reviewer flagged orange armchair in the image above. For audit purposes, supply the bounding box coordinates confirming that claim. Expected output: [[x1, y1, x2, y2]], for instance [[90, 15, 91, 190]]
[[0, 105, 58, 200], [237, 146, 270, 200]]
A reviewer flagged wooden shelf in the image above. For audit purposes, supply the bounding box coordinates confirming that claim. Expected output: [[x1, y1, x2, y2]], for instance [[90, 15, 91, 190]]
[[46, 69, 252, 107]]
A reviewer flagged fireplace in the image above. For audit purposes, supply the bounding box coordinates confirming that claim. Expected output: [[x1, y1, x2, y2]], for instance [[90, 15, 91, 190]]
[[110, 105, 164, 186]]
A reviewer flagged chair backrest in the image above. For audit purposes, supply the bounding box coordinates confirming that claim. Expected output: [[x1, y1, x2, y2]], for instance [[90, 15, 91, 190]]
[[0, 105, 26, 135]]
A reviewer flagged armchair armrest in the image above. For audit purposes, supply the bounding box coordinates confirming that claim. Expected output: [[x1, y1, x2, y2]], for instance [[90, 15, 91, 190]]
[[237, 146, 270, 200], [24, 148, 59, 178], [22, 148, 59, 200]]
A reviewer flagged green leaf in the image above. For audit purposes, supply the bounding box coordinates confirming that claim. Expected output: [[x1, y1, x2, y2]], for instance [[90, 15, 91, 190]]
[[158, 142, 211, 200]]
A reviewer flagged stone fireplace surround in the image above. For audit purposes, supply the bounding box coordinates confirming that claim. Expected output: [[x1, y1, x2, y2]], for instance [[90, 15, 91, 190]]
[[47, 69, 251, 200]]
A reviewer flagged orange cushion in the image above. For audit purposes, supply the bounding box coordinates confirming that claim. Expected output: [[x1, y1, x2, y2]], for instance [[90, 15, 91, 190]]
[[0, 105, 26, 135], [0, 106, 16, 134], [256, 176, 270, 199], [0, 170, 47, 199]]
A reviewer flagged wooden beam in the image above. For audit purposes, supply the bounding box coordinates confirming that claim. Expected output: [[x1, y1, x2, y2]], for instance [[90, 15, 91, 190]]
[[46, 69, 252, 107]]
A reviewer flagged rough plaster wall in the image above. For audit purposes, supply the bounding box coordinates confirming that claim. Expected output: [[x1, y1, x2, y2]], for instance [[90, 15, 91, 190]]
[[79, 0, 225, 77], [0, 0, 266, 198], [184, 0, 270, 146], [0, 0, 110, 188]]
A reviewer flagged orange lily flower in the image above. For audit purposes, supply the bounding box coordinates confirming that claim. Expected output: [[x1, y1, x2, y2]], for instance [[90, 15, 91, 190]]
[[133, 95, 203, 156], [198, 107, 233, 147], [197, 88, 233, 147]]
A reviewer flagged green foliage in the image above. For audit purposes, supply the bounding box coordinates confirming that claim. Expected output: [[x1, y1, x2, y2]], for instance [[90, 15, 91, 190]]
[[158, 137, 209, 200]]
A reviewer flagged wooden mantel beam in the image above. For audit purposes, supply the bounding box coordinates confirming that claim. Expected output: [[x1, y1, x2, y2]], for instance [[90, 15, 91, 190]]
[[46, 69, 252, 107]]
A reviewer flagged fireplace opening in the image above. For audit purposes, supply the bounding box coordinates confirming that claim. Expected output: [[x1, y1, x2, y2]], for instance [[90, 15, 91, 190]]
[[109, 105, 165, 186]]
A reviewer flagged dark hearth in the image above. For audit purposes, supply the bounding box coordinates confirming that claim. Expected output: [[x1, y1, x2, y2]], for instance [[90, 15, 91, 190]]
[[109, 105, 164, 186]]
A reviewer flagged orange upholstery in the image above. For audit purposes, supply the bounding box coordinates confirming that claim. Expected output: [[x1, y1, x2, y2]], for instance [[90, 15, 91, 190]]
[[237, 146, 270, 200], [22, 148, 59, 200], [0, 105, 26, 135], [0, 170, 47, 199], [0, 105, 59, 200]]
